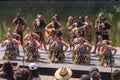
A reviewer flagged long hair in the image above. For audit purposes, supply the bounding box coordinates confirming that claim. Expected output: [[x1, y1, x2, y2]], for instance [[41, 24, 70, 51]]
[[2, 61, 14, 74], [1, 61, 14, 80]]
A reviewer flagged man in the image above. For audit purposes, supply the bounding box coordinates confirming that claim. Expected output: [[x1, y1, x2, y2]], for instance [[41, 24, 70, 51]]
[[12, 12, 27, 45]]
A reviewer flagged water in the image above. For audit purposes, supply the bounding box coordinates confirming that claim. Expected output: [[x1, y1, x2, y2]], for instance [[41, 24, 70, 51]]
[[0, 1, 120, 46]]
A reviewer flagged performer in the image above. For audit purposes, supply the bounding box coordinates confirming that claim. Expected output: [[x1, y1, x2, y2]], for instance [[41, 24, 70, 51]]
[[45, 16, 62, 37], [84, 15, 93, 43], [66, 16, 74, 51], [1, 34, 20, 60], [33, 14, 47, 51], [49, 36, 69, 63], [73, 37, 92, 64], [23, 35, 41, 62], [12, 12, 27, 45], [46, 30, 56, 59], [92, 13, 105, 54], [3, 28, 21, 56], [98, 41, 117, 67]]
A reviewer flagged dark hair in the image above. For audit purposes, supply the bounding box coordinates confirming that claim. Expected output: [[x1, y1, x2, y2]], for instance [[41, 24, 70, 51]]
[[80, 74, 90, 80], [14, 68, 31, 80], [0, 61, 14, 80], [30, 69, 39, 79], [89, 67, 99, 75], [54, 13, 60, 21], [90, 71, 101, 80], [112, 69, 120, 80]]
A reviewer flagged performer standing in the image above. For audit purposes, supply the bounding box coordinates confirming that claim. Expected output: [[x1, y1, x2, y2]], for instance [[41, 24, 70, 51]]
[[12, 12, 27, 45], [33, 14, 47, 51]]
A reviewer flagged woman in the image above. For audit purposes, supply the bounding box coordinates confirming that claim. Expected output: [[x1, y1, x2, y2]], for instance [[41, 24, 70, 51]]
[[46, 30, 57, 59], [24, 35, 41, 62], [98, 41, 117, 67], [66, 16, 74, 51], [0, 61, 14, 80], [50, 36, 69, 63], [33, 14, 47, 51], [1, 34, 20, 60], [29, 63, 41, 80], [84, 15, 93, 43], [73, 37, 92, 64]]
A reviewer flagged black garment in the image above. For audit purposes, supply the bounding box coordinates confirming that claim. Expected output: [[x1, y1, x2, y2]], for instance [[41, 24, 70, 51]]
[[0, 73, 14, 80], [16, 31, 23, 44], [101, 32, 109, 40], [101, 22, 112, 30], [14, 18, 25, 25], [54, 22, 60, 29], [34, 19, 46, 30]]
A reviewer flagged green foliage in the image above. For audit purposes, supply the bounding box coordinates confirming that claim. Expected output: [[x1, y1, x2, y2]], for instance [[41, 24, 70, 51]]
[[0, 2, 120, 46]]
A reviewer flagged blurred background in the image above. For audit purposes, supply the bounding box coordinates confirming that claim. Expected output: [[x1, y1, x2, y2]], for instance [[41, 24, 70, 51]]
[[0, 0, 120, 46]]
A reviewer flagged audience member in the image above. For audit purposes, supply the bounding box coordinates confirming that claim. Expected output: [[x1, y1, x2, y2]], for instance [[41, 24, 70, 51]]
[[14, 68, 31, 80], [89, 67, 102, 80], [80, 74, 90, 80], [29, 63, 41, 80], [112, 69, 120, 80], [54, 66, 72, 80], [0, 61, 14, 80]]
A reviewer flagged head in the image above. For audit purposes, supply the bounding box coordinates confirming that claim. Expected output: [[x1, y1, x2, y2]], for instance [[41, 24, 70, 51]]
[[98, 12, 104, 20], [97, 35, 102, 41], [52, 16, 57, 22], [77, 37, 83, 44], [2, 61, 13, 74], [55, 66, 72, 80], [26, 27, 32, 33], [7, 28, 12, 34], [55, 36, 62, 42], [80, 74, 90, 80], [90, 71, 101, 79], [89, 67, 99, 75], [112, 69, 120, 80], [37, 14, 43, 20], [14, 68, 31, 80], [85, 15, 90, 22], [54, 13, 60, 21], [50, 30, 57, 36], [29, 63, 39, 78]]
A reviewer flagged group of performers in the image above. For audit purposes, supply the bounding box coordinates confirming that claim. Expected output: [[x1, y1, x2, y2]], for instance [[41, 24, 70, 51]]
[[1, 12, 117, 67]]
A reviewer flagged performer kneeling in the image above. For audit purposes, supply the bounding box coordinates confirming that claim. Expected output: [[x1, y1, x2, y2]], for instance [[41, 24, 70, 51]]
[[49, 36, 69, 63], [1, 34, 20, 60], [73, 37, 92, 64], [23, 35, 41, 62], [98, 41, 117, 67]]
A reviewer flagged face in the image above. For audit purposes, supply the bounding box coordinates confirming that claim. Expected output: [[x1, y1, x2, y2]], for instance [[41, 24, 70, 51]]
[[8, 28, 12, 33], [98, 36, 102, 41], [85, 16, 90, 22], [26, 28, 31, 33]]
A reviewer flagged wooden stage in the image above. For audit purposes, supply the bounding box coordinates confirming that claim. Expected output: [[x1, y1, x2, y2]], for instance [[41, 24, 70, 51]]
[[0, 44, 120, 79]]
